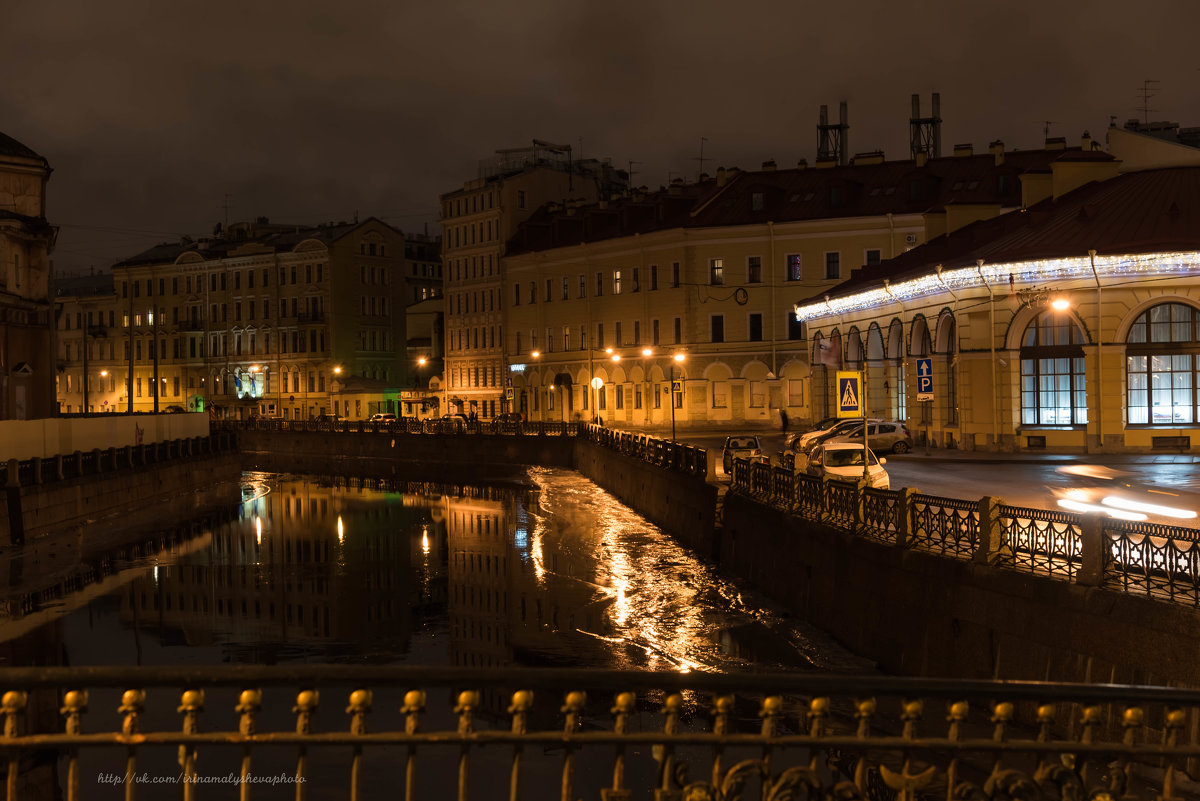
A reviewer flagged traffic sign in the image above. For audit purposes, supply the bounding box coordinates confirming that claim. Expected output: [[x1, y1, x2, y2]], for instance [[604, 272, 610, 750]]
[[916, 357, 934, 401], [505, 388, 514, 400], [671, 380, 682, 392], [836, 371, 863, 418]]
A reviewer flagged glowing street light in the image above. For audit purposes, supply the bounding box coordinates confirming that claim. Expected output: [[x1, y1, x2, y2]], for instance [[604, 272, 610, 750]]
[[1050, 297, 1071, 312], [670, 352, 686, 442]]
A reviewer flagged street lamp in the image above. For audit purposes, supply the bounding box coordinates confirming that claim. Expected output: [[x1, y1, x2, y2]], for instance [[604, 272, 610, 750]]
[[670, 352, 686, 442], [590, 376, 603, 424]]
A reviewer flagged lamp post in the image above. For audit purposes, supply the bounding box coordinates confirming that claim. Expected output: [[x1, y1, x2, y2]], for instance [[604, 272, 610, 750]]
[[590, 376, 603, 425], [416, 356, 427, 418], [670, 351, 686, 442]]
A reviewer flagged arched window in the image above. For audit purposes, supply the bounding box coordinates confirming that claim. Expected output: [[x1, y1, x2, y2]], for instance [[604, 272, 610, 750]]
[[1020, 311, 1087, 425], [910, 317, 931, 424], [1126, 302, 1200, 425]]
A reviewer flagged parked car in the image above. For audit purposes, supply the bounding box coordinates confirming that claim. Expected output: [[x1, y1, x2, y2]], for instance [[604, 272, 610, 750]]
[[163, 405, 186, 413], [826, 421, 913, 454], [496, 412, 524, 423], [315, 413, 341, 423], [721, 435, 766, 474], [806, 442, 890, 489], [370, 412, 397, 422], [794, 418, 882, 454]]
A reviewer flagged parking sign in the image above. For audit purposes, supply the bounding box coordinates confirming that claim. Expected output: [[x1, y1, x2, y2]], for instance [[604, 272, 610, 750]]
[[916, 358, 934, 401], [836, 371, 863, 418]]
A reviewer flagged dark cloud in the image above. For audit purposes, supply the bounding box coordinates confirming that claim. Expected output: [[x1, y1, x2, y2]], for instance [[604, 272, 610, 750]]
[[2, 0, 1198, 273]]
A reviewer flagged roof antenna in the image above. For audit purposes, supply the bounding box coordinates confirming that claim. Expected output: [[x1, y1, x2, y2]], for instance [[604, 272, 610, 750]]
[[1137, 79, 1160, 125]]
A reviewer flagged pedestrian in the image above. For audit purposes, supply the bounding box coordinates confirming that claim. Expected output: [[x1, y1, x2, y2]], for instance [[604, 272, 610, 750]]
[[780, 408, 789, 432]]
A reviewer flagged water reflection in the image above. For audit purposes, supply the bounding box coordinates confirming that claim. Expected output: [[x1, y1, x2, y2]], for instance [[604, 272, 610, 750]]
[[0, 470, 871, 676]]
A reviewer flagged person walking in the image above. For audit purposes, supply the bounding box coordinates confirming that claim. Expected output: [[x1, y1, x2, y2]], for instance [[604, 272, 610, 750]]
[[780, 408, 790, 432]]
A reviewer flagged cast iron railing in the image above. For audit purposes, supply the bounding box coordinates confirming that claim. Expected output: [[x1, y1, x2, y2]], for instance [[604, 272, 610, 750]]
[[730, 460, 1200, 609], [0, 434, 234, 489], [2, 666, 1199, 801]]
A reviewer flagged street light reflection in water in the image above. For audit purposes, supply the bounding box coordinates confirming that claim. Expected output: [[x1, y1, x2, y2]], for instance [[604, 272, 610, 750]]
[[1, 470, 872, 677]]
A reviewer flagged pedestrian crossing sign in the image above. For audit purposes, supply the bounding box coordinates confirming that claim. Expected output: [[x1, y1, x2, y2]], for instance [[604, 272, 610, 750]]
[[836, 371, 863, 418]]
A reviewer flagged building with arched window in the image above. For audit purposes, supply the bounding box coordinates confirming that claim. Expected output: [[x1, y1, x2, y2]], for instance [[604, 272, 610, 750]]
[[794, 165, 1200, 453]]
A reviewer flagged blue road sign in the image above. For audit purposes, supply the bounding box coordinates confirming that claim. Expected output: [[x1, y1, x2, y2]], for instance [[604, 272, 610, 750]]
[[916, 357, 934, 401]]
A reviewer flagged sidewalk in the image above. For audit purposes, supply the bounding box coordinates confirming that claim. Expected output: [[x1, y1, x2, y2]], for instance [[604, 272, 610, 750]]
[[886, 447, 1200, 466]]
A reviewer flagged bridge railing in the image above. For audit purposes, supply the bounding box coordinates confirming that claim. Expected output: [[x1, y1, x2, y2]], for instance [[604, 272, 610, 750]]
[[230, 418, 582, 437], [730, 458, 1200, 608], [579, 425, 708, 478], [3, 665, 1198, 801]]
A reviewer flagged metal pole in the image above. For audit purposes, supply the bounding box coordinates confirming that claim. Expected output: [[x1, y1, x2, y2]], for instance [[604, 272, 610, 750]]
[[862, 363, 870, 482], [1090, 250, 1102, 450], [670, 364, 677, 442], [81, 326, 89, 415]]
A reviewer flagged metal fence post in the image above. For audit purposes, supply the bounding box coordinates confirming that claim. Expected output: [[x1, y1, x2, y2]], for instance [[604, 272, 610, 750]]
[[895, 487, 915, 549], [1077, 512, 1107, 587], [972, 496, 1004, 565]]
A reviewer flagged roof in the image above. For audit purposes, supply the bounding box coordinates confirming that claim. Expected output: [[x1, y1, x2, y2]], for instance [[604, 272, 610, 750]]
[[821, 166, 1200, 300], [0, 131, 46, 163], [507, 146, 1111, 255], [114, 218, 397, 267]]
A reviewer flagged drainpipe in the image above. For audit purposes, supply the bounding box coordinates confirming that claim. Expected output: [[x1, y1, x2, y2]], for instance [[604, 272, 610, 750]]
[[974, 259, 998, 449], [768, 221, 777, 378], [1090, 249, 1102, 450]]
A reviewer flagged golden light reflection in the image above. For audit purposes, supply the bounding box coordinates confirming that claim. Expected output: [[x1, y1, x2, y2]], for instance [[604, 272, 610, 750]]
[[255, 515, 262, 545], [421, 526, 430, 556], [337, 515, 345, 543]]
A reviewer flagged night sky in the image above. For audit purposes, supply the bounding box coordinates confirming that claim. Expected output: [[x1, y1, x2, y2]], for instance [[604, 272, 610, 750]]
[[4, 0, 1198, 275]]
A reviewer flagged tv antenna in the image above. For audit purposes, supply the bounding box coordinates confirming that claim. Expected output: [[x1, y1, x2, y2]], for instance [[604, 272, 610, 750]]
[[1042, 121, 1057, 140], [693, 137, 709, 180], [1137, 79, 1160, 124], [628, 160, 642, 187]]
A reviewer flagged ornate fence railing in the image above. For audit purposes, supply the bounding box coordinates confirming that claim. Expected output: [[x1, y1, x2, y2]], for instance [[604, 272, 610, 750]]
[[0, 434, 234, 489], [730, 459, 1200, 609], [3, 665, 1199, 801]]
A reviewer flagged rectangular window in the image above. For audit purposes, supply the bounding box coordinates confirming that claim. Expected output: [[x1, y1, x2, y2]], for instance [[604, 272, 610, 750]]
[[563, 326, 571, 351], [747, 256, 762, 283], [579, 325, 586, 350], [787, 254, 803, 281], [596, 272, 604, 297], [709, 258, 724, 285], [749, 380, 765, 407], [650, 265, 658, 290], [672, 262, 680, 287], [825, 252, 841, 280], [788, 379, 805, 406], [788, 313, 805, 341], [632, 268, 640, 292], [674, 317, 682, 344], [652, 319, 660, 345], [711, 315, 724, 343], [749, 313, 763, 341], [545, 278, 553, 302], [578, 274, 586, 298], [615, 385, 624, 409], [712, 381, 728, 408], [866, 249, 882, 267], [517, 190, 526, 208], [633, 321, 640, 345], [514, 284, 521, 305], [597, 323, 605, 349], [615, 321, 622, 346], [530, 282, 537, 303], [562, 277, 569, 300], [613, 270, 622, 295]]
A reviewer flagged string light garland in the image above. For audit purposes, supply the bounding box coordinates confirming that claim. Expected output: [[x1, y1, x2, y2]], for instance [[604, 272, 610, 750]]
[[793, 251, 1200, 321]]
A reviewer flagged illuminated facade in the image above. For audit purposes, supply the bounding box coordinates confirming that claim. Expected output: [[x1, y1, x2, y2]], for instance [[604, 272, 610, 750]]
[[504, 140, 1104, 428], [54, 217, 435, 419], [0, 131, 57, 420], [440, 143, 626, 418], [793, 164, 1200, 452]]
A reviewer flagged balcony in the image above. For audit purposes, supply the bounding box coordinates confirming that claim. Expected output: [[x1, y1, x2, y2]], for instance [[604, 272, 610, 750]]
[[297, 312, 325, 324]]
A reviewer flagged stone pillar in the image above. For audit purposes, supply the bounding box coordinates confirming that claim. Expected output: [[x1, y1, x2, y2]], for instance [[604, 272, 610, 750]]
[[30, 457, 43, 485], [74, 450, 83, 476], [972, 495, 1005, 564], [54, 454, 64, 481], [92, 449, 102, 475], [1077, 513, 1107, 587]]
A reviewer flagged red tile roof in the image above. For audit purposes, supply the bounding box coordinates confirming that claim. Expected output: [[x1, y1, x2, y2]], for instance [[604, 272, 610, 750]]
[[506, 147, 1109, 255], [824, 166, 1200, 299]]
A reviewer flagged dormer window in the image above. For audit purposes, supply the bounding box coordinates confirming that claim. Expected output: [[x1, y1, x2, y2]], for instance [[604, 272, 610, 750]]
[[751, 192, 764, 212]]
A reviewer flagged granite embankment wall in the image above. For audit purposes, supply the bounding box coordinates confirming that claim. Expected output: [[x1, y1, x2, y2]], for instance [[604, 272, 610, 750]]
[[2, 442, 242, 546], [721, 491, 1200, 687]]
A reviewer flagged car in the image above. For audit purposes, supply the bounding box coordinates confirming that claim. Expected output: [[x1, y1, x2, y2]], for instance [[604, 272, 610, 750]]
[[496, 412, 524, 423], [314, 413, 341, 423], [794, 418, 883, 454], [370, 412, 397, 422], [825, 421, 913, 454], [806, 442, 890, 489], [163, 405, 186, 413], [721, 435, 766, 474]]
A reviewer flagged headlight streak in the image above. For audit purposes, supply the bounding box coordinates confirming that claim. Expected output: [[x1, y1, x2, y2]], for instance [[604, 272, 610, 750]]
[[1102, 496, 1198, 519], [1056, 498, 1147, 521]]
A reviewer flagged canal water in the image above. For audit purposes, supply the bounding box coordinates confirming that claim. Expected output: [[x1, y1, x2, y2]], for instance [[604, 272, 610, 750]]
[[0, 467, 875, 799]]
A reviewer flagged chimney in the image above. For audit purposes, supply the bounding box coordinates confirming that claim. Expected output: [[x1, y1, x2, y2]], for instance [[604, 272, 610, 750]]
[[850, 151, 884, 166], [1044, 137, 1066, 150], [716, 166, 727, 185], [1081, 130, 1092, 151], [989, 139, 1005, 165], [761, 160, 777, 171], [699, 172, 711, 182], [953, 143, 973, 157]]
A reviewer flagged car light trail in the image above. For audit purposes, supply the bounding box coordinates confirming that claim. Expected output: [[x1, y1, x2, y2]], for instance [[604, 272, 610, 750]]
[[1102, 496, 1198, 519], [1056, 498, 1147, 521]]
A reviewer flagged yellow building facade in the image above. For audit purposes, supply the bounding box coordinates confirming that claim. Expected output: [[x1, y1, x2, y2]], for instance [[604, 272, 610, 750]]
[[794, 163, 1200, 453], [504, 142, 1096, 430], [54, 218, 417, 420]]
